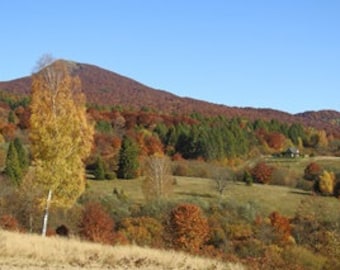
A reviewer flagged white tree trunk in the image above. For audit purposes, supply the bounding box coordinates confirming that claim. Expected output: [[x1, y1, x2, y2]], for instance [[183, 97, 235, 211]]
[[42, 189, 52, 237]]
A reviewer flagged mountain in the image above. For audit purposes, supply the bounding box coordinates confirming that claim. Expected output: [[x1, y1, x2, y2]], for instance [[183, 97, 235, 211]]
[[0, 60, 339, 134]]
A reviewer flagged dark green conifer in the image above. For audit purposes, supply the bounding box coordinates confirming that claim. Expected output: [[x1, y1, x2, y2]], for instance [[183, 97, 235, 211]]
[[117, 136, 139, 179], [94, 156, 106, 180], [5, 141, 22, 185], [13, 137, 29, 172]]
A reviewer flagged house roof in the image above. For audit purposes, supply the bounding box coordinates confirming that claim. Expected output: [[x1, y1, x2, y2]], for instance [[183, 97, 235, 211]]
[[287, 147, 299, 153]]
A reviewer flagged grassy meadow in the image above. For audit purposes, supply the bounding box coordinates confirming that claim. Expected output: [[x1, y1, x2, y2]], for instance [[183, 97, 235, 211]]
[[86, 155, 340, 219], [0, 229, 244, 270]]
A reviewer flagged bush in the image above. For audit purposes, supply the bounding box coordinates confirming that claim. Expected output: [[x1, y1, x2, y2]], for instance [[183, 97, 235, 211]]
[[251, 162, 274, 184], [172, 162, 189, 176], [234, 239, 265, 258], [304, 162, 322, 181], [105, 171, 116, 180], [206, 214, 227, 249], [78, 202, 116, 245], [172, 160, 209, 178], [243, 170, 253, 186], [295, 179, 314, 191], [56, 224, 69, 237], [0, 214, 21, 231], [282, 246, 327, 270], [316, 170, 335, 195], [334, 181, 340, 198], [118, 216, 164, 247], [269, 211, 292, 244], [226, 224, 253, 241], [167, 203, 209, 252]]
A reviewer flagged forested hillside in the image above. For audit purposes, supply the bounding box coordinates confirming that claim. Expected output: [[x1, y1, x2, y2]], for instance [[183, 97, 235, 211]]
[[0, 60, 339, 179], [0, 60, 339, 133]]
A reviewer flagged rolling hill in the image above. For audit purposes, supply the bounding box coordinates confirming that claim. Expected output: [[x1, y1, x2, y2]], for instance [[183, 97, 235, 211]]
[[0, 59, 339, 134]]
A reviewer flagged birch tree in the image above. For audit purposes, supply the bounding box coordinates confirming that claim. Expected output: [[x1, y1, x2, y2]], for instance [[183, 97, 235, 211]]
[[142, 154, 173, 201], [29, 60, 94, 236]]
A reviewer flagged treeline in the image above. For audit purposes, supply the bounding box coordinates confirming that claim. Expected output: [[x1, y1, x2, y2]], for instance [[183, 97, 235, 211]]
[[85, 106, 338, 179], [0, 92, 338, 180]]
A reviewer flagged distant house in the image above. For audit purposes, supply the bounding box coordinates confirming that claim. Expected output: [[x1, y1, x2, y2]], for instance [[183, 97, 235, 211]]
[[284, 147, 300, 158]]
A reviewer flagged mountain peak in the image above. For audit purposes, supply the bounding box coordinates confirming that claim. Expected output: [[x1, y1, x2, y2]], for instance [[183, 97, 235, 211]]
[[0, 60, 339, 135]]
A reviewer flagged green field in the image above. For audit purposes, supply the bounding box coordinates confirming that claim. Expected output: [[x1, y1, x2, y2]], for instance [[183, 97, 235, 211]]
[[86, 176, 339, 219], [84, 156, 340, 225]]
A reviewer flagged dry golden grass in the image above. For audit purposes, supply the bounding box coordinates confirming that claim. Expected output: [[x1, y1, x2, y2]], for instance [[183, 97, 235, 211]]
[[0, 229, 245, 270]]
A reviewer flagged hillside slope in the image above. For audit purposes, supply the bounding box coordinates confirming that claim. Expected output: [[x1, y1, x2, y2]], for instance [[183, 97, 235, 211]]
[[0, 59, 339, 133], [0, 229, 243, 270]]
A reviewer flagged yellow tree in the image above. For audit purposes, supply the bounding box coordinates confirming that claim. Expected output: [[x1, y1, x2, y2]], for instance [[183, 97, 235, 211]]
[[30, 60, 94, 236], [318, 170, 335, 195]]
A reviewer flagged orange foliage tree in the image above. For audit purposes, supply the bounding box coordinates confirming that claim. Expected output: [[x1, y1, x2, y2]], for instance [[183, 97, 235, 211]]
[[136, 131, 164, 156], [265, 132, 286, 150], [251, 162, 274, 184], [304, 162, 322, 181], [269, 211, 292, 244], [168, 204, 209, 252], [79, 202, 116, 245]]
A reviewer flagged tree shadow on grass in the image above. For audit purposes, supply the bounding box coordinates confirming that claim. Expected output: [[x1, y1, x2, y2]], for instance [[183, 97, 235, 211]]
[[175, 191, 216, 198], [289, 190, 312, 196]]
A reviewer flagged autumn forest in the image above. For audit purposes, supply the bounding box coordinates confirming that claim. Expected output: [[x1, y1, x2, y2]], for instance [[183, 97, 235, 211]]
[[0, 60, 340, 269]]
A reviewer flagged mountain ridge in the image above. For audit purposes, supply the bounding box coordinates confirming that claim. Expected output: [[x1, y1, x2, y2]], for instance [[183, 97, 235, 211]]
[[0, 60, 339, 134]]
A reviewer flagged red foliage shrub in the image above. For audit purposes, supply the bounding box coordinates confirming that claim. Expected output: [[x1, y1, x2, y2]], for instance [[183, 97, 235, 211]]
[[46, 228, 57, 237], [112, 136, 121, 149], [269, 211, 292, 244], [251, 162, 274, 184], [15, 106, 30, 129], [304, 162, 322, 181], [172, 153, 184, 161], [265, 132, 286, 150], [144, 135, 164, 155], [1, 123, 16, 140], [136, 132, 164, 156], [79, 202, 116, 245], [0, 214, 21, 231], [168, 203, 209, 252]]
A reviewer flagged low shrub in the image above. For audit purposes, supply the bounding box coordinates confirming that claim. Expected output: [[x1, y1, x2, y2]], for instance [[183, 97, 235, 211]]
[[118, 216, 164, 247], [167, 203, 209, 252], [282, 246, 327, 270], [0, 214, 21, 231], [251, 162, 274, 184], [78, 202, 116, 245]]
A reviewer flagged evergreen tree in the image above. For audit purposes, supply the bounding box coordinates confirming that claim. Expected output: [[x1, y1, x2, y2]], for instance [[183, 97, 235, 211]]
[[8, 110, 15, 123], [13, 137, 29, 172], [93, 156, 106, 180], [117, 135, 139, 179], [288, 123, 306, 145], [5, 141, 22, 185]]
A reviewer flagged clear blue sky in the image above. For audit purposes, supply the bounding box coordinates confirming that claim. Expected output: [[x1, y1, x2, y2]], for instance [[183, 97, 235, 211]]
[[1, 1, 339, 114]]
